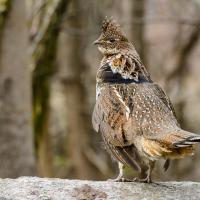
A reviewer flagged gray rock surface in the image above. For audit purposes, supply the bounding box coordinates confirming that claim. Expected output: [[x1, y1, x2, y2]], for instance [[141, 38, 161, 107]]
[[0, 177, 199, 200]]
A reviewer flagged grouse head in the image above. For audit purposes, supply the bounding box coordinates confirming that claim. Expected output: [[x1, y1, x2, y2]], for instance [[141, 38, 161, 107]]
[[94, 17, 130, 55]]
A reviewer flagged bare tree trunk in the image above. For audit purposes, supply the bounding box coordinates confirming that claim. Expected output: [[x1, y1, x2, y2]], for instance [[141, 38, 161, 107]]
[[30, 0, 69, 177], [0, 0, 35, 178]]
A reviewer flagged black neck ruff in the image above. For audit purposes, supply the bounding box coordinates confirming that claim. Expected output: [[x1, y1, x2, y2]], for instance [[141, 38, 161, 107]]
[[98, 64, 152, 84]]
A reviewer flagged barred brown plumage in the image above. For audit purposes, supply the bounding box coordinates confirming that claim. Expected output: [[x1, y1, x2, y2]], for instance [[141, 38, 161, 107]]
[[92, 17, 200, 183]]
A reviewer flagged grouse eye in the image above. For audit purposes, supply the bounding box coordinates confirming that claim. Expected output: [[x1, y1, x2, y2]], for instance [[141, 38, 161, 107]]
[[109, 38, 115, 43]]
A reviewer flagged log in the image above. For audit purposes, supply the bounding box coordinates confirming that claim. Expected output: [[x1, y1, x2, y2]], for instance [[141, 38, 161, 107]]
[[0, 177, 199, 200]]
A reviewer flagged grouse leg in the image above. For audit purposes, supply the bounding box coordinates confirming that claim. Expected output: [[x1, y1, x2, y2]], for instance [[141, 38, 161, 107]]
[[137, 161, 155, 183], [108, 162, 137, 182]]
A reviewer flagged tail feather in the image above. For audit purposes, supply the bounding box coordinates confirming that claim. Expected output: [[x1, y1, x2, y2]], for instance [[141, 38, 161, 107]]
[[146, 130, 199, 159], [173, 132, 200, 148]]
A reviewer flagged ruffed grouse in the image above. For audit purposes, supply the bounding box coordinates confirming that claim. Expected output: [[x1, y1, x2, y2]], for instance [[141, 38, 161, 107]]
[[92, 18, 200, 183]]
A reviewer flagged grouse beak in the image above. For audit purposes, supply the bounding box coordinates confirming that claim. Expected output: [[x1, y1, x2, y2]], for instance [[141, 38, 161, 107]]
[[93, 39, 100, 45], [93, 38, 103, 45]]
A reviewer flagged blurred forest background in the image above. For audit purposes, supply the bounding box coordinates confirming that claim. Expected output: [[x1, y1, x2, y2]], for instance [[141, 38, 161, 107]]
[[0, 0, 200, 181]]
